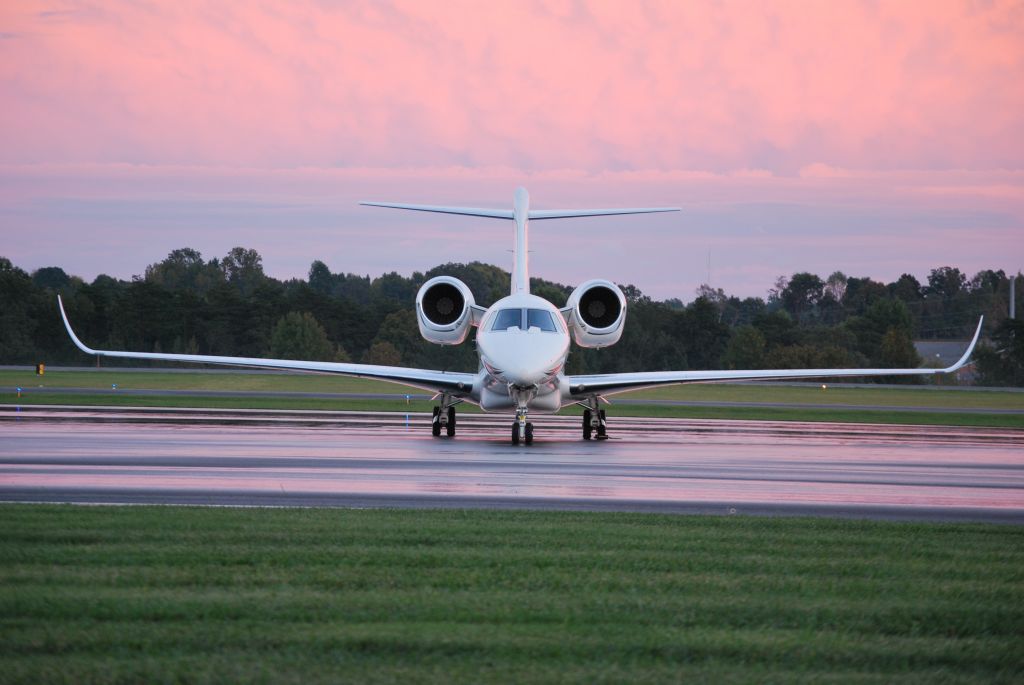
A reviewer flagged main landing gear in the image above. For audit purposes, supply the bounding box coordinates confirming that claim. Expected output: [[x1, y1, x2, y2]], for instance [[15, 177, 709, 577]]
[[431, 396, 460, 437], [581, 406, 608, 441]]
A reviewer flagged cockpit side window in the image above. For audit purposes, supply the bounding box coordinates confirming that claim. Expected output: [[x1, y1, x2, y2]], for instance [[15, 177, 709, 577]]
[[491, 308, 523, 331], [526, 309, 558, 332]]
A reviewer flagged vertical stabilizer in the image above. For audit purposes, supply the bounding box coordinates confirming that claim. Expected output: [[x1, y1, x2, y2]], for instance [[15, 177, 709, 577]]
[[511, 187, 530, 295], [359, 188, 679, 298]]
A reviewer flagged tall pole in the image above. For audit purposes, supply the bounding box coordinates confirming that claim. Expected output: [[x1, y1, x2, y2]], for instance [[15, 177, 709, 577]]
[[1011, 275, 1017, 319]]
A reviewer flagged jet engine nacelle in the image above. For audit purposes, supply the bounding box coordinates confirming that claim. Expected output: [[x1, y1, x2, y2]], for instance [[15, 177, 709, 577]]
[[416, 276, 476, 345], [564, 279, 627, 348]]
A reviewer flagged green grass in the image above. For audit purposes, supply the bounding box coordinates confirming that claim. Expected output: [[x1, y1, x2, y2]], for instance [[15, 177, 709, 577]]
[[4, 368, 1023, 409], [3, 368, 1023, 428], [4, 392, 1023, 428], [629, 382, 1024, 410], [1, 505, 1021, 683], [0, 369, 403, 394]]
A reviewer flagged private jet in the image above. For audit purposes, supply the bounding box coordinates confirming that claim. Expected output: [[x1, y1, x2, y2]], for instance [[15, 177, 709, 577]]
[[58, 187, 982, 445]]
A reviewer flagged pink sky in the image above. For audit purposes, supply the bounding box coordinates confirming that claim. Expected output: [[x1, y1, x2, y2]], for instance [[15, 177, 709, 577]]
[[1, 1, 1022, 298]]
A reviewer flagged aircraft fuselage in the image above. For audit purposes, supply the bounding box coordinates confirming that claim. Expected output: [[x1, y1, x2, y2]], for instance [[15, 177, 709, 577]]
[[474, 292, 570, 413]]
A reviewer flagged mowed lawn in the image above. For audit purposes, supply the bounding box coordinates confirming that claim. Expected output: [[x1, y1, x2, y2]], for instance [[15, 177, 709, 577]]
[[1, 506, 1022, 683], [3, 368, 1024, 409], [3, 368, 1023, 428]]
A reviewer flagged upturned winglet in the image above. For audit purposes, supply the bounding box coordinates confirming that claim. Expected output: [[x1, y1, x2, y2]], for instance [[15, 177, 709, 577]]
[[57, 295, 97, 355], [944, 316, 984, 373]]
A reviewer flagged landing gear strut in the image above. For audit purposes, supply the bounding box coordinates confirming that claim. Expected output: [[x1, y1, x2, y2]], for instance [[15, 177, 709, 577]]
[[431, 396, 460, 438], [581, 402, 608, 441], [508, 386, 536, 446]]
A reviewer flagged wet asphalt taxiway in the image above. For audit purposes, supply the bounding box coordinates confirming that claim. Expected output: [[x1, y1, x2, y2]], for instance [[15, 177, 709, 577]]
[[2, 406, 1022, 523]]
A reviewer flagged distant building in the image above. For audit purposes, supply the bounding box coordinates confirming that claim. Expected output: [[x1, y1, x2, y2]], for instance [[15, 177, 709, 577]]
[[914, 340, 977, 383]]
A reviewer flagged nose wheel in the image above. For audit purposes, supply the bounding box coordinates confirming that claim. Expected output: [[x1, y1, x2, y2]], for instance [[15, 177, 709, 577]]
[[511, 420, 534, 445], [511, 404, 534, 446]]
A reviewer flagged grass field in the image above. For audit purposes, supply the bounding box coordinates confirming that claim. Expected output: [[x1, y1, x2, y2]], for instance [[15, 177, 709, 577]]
[[4, 392, 1022, 429], [4, 368, 1024, 409], [3, 368, 1023, 428], [1, 505, 1021, 683]]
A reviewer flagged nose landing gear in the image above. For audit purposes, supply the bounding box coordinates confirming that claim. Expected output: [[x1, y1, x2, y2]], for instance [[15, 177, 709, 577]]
[[508, 386, 536, 446], [511, 415, 534, 445]]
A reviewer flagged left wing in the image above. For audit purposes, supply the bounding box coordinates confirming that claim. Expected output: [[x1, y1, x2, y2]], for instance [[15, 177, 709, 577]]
[[57, 296, 476, 396], [567, 317, 983, 397]]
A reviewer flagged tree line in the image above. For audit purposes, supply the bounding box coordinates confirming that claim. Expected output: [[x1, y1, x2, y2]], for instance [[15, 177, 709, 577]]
[[1, 248, 1021, 385]]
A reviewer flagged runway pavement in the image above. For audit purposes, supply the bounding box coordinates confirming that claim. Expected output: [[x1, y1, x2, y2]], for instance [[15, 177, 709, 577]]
[[2, 406, 1023, 523]]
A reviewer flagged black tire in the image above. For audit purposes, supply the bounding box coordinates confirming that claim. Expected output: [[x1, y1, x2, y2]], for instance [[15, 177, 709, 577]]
[[582, 409, 592, 440], [431, 406, 441, 437], [524, 422, 534, 445], [448, 406, 456, 428], [511, 422, 520, 445], [597, 409, 608, 439], [446, 417, 456, 437]]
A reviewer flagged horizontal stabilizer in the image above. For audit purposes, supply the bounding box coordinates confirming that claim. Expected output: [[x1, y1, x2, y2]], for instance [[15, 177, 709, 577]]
[[359, 202, 681, 221], [359, 201, 513, 219], [528, 207, 680, 220]]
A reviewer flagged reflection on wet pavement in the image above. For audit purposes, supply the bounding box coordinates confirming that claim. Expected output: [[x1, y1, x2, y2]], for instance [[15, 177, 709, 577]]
[[2, 407, 1023, 522]]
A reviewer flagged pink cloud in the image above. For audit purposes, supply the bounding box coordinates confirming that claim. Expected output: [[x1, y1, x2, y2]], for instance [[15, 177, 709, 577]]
[[0, 2, 1021, 300], [1, 1, 1021, 171]]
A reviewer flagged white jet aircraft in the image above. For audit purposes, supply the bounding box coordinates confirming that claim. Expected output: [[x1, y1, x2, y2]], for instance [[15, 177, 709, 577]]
[[58, 187, 982, 445]]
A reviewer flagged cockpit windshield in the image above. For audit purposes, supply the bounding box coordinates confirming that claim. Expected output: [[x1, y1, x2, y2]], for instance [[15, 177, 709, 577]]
[[490, 308, 561, 332], [526, 309, 558, 332], [491, 309, 523, 331]]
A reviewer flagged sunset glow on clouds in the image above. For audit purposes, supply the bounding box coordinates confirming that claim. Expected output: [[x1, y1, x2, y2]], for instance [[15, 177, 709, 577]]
[[1, 1, 1022, 297]]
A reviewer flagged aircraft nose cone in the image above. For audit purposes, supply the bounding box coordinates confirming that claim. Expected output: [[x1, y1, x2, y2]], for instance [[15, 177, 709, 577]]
[[479, 327, 568, 388], [503, 363, 545, 388]]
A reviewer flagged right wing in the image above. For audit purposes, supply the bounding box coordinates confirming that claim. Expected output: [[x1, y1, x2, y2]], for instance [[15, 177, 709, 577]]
[[58, 296, 476, 396], [567, 317, 984, 397]]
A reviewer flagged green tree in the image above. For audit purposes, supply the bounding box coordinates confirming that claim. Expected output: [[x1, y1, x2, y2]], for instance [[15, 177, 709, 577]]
[[0, 257, 37, 361], [145, 248, 223, 294], [333, 344, 352, 363], [889, 273, 922, 302], [721, 326, 766, 369], [879, 327, 921, 368], [842, 276, 887, 316], [974, 319, 1024, 386], [781, 272, 824, 321], [269, 312, 334, 361], [844, 299, 915, 367], [927, 266, 966, 300], [362, 340, 402, 366], [221, 247, 266, 297], [753, 309, 799, 349], [371, 310, 422, 365], [31, 266, 71, 291], [308, 260, 334, 295]]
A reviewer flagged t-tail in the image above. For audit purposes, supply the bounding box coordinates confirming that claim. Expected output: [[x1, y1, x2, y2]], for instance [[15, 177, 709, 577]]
[[360, 188, 680, 296]]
